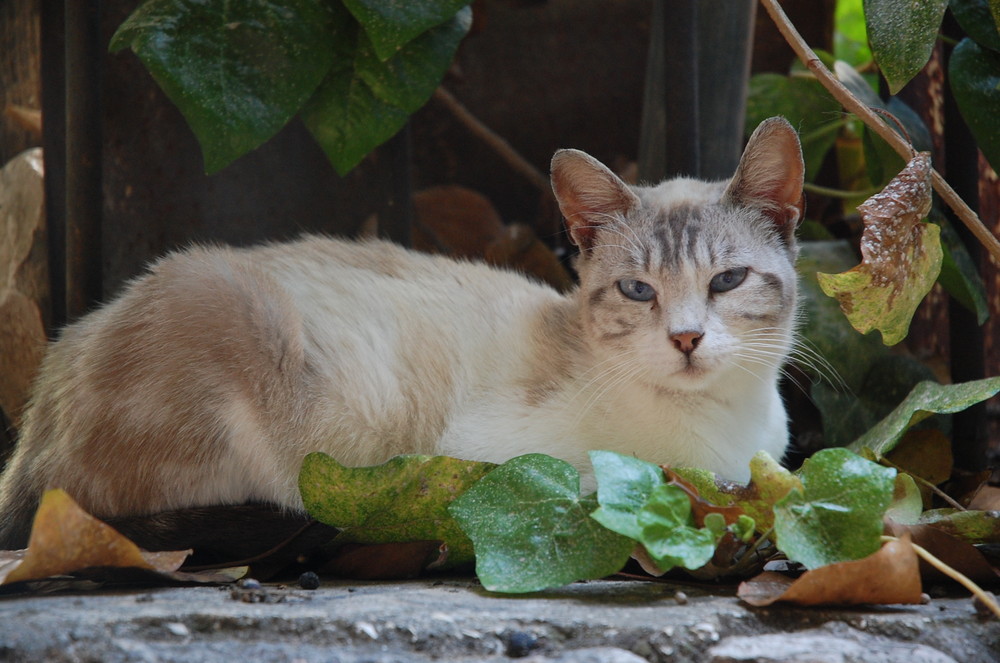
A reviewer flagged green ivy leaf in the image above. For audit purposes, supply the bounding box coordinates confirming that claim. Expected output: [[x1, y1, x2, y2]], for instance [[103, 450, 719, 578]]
[[636, 484, 718, 571], [817, 154, 942, 346], [774, 448, 896, 569], [110, 0, 337, 174], [342, 0, 470, 61], [449, 454, 633, 593], [745, 74, 843, 180], [589, 450, 666, 541], [950, 0, 1000, 53], [732, 515, 757, 542], [949, 37, 1000, 173], [298, 452, 494, 566], [864, 0, 948, 94], [848, 377, 1000, 457], [302, 7, 471, 174]]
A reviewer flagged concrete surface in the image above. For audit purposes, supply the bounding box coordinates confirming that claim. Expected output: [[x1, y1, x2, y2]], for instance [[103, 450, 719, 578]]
[[0, 578, 997, 662]]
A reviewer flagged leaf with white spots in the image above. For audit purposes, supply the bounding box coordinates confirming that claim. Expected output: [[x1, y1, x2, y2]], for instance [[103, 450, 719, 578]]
[[816, 154, 941, 346]]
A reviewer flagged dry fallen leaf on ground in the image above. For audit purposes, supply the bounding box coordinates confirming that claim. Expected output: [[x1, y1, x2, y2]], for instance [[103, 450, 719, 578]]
[[1, 489, 190, 585], [738, 535, 922, 607], [884, 520, 1000, 586], [323, 540, 449, 580]]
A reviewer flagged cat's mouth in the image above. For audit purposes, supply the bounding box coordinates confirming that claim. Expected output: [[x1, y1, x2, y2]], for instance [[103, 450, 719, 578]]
[[654, 358, 714, 388], [677, 361, 709, 380]]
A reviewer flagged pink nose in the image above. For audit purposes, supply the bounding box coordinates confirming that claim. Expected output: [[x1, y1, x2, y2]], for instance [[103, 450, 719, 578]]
[[670, 330, 702, 354]]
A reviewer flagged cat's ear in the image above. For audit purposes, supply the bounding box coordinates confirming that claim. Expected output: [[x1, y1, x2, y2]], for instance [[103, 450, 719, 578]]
[[551, 149, 640, 251], [723, 117, 805, 242]]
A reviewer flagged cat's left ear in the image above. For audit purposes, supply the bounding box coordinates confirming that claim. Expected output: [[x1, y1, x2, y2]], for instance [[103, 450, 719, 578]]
[[723, 117, 805, 243], [551, 149, 640, 251]]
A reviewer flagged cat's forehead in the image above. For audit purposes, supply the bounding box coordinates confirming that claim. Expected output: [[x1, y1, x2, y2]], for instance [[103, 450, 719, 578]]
[[597, 180, 788, 275]]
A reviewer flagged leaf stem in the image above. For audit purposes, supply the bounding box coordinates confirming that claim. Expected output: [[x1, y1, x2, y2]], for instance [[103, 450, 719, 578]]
[[758, 0, 1000, 264], [881, 535, 1000, 619], [728, 528, 777, 577]]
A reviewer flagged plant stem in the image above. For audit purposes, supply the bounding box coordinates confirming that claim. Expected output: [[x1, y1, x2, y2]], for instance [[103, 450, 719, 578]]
[[881, 535, 1000, 619], [729, 528, 776, 576], [877, 458, 966, 511], [758, 0, 1000, 264], [433, 87, 551, 195], [804, 182, 883, 199]]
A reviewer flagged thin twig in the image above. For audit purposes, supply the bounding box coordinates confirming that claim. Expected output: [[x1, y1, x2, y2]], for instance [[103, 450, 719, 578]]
[[878, 457, 967, 511], [433, 87, 551, 195], [759, 0, 1000, 264], [882, 535, 1000, 619], [182, 519, 324, 572]]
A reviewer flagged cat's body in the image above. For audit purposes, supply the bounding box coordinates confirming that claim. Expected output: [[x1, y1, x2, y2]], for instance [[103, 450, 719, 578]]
[[0, 118, 805, 549]]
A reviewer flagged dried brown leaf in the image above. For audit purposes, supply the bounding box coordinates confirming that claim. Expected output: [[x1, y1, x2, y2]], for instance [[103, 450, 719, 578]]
[[885, 520, 1000, 585], [968, 486, 1000, 512], [322, 540, 448, 580], [885, 429, 953, 485], [738, 535, 923, 606], [1, 489, 189, 585]]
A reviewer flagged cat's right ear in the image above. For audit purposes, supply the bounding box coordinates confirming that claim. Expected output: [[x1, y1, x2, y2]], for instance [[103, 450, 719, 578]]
[[551, 149, 640, 251]]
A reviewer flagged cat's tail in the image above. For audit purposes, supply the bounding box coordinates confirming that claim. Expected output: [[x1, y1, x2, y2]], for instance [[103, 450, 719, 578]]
[[0, 456, 40, 550]]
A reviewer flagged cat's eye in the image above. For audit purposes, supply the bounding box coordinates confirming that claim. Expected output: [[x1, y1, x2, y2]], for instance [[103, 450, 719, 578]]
[[709, 267, 748, 293], [618, 279, 656, 302]]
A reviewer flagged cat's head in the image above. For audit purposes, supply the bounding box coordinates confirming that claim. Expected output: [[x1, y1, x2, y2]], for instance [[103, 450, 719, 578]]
[[550, 117, 804, 392]]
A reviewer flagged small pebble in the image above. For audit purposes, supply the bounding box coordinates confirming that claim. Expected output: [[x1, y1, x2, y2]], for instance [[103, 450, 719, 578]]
[[239, 578, 262, 590], [673, 590, 688, 605], [298, 571, 320, 590], [972, 592, 999, 619], [164, 622, 190, 637], [506, 631, 538, 658]]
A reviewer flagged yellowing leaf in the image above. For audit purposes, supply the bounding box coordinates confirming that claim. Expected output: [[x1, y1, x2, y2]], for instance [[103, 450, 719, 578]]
[[737, 535, 923, 607], [817, 154, 941, 345], [672, 451, 801, 533], [299, 452, 495, 566], [2, 489, 189, 585]]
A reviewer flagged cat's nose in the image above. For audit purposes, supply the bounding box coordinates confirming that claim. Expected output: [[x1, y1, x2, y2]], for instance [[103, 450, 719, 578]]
[[670, 330, 703, 355]]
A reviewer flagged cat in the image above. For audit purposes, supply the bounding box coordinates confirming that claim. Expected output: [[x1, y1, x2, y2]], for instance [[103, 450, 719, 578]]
[[0, 117, 804, 550]]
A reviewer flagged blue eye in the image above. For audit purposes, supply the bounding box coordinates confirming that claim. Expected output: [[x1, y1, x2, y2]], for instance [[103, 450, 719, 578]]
[[709, 267, 748, 293], [618, 279, 656, 302]]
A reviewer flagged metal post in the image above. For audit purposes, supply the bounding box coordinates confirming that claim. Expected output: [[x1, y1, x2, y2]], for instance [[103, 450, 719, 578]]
[[638, 0, 755, 183], [41, 0, 66, 332], [64, 0, 103, 320]]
